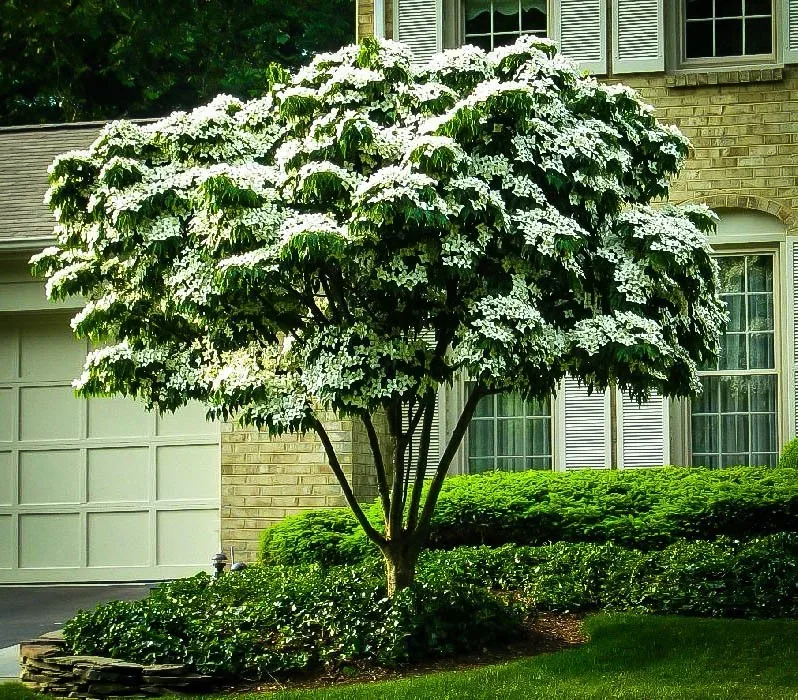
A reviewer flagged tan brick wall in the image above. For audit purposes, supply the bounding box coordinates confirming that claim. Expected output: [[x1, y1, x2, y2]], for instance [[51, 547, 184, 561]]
[[221, 415, 382, 563], [619, 70, 798, 231], [356, 0, 393, 41]]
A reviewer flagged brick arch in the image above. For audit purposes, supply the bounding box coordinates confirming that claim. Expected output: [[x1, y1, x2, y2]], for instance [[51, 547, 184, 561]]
[[686, 194, 796, 231]]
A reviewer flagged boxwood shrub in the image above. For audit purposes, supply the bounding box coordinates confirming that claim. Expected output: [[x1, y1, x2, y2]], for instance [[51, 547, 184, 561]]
[[259, 466, 798, 566], [416, 533, 798, 618], [62, 565, 521, 679]]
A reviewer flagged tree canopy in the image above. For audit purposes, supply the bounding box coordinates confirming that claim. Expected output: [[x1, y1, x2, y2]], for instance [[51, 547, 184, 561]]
[[33, 37, 725, 593], [0, 0, 354, 125]]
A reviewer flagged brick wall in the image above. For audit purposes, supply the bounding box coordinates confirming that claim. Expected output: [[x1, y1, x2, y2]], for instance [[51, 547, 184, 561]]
[[221, 414, 383, 563], [622, 69, 798, 230], [356, 0, 393, 41]]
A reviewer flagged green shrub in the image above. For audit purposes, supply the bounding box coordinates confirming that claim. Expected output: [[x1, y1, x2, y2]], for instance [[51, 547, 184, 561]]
[[62, 565, 521, 679], [258, 467, 798, 566], [778, 438, 798, 469], [415, 533, 798, 618]]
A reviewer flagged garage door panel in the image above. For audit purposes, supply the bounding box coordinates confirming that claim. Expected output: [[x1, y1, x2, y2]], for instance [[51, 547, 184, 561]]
[[88, 397, 151, 439], [19, 386, 82, 441], [19, 513, 81, 568], [88, 447, 149, 503], [0, 452, 11, 504], [88, 511, 149, 567], [0, 332, 16, 380], [157, 402, 213, 437], [157, 509, 218, 566], [0, 389, 13, 442], [19, 449, 82, 504], [19, 321, 86, 381], [0, 515, 11, 568], [157, 445, 218, 501], [2, 313, 220, 582]]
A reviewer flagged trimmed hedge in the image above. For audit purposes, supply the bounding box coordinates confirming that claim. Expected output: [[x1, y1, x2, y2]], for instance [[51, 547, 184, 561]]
[[259, 466, 798, 566], [415, 533, 798, 618], [62, 566, 521, 678]]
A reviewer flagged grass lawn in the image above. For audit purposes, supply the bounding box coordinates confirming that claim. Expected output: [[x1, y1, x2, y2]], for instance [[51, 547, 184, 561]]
[[2, 614, 796, 700]]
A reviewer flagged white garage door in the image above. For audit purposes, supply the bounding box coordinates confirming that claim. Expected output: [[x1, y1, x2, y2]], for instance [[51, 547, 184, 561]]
[[0, 313, 220, 583]]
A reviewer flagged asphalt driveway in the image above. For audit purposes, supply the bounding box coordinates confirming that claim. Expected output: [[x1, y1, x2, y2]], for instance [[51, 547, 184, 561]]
[[0, 584, 155, 648]]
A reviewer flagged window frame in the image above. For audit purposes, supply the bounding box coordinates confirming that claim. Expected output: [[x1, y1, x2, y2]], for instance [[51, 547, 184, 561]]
[[455, 0, 552, 50], [465, 386, 555, 473], [688, 248, 784, 468], [675, 0, 780, 69]]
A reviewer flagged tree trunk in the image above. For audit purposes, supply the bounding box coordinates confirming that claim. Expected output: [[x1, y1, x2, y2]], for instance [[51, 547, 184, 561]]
[[383, 542, 419, 597]]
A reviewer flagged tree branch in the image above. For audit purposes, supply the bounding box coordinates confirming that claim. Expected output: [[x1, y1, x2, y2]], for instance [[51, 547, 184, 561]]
[[361, 412, 391, 521], [312, 417, 386, 546], [388, 397, 426, 541], [410, 383, 487, 549], [406, 391, 435, 532]]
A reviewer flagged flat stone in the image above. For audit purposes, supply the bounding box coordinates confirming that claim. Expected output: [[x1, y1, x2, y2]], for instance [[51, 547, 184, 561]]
[[41, 631, 66, 641], [141, 665, 186, 676]]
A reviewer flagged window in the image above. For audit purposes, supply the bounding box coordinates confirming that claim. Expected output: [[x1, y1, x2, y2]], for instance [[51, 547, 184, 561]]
[[683, 0, 773, 61], [467, 386, 553, 472], [691, 254, 779, 467], [464, 0, 548, 52]]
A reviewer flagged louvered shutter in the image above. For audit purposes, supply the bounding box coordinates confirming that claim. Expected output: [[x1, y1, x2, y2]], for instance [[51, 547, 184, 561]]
[[785, 0, 798, 63], [561, 377, 611, 469], [395, 0, 442, 66], [552, 0, 607, 75], [405, 388, 444, 479], [612, 0, 664, 73], [618, 392, 669, 468]]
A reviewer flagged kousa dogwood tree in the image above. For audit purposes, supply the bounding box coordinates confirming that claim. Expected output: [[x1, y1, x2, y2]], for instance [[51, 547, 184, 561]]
[[34, 36, 725, 595]]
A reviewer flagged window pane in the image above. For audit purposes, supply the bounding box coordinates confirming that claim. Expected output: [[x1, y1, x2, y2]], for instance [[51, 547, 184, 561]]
[[717, 257, 746, 292], [716, 19, 743, 56], [497, 392, 524, 417], [749, 333, 775, 369], [468, 35, 493, 51], [493, 0, 519, 32], [720, 376, 749, 413], [686, 0, 713, 18], [465, 0, 491, 34], [722, 414, 749, 453], [745, 17, 772, 54], [469, 457, 495, 474], [526, 456, 551, 470], [526, 417, 551, 456], [497, 418, 525, 456], [750, 414, 777, 453], [750, 452, 776, 467], [473, 393, 494, 418], [469, 420, 494, 457], [724, 294, 746, 332], [716, 0, 743, 17], [521, 0, 546, 32], [750, 375, 777, 412], [719, 333, 746, 370], [686, 20, 714, 57], [694, 453, 720, 469], [722, 452, 748, 467], [692, 414, 719, 453], [745, 0, 772, 15], [748, 256, 774, 292], [694, 376, 719, 414], [496, 456, 525, 471], [748, 294, 774, 332]]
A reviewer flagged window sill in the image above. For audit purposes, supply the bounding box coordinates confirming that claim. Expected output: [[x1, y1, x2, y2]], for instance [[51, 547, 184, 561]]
[[665, 66, 783, 88]]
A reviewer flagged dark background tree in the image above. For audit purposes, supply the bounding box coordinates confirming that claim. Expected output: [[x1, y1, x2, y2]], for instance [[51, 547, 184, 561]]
[[0, 0, 354, 125]]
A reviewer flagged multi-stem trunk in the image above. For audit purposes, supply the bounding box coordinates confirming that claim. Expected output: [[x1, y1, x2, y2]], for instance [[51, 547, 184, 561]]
[[382, 538, 420, 597]]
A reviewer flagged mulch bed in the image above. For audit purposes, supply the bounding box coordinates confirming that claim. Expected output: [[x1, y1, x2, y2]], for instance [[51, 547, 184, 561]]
[[225, 613, 587, 695]]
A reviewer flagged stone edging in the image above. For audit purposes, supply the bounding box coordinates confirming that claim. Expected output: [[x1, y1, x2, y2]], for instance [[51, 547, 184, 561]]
[[20, 631, 217, 698]]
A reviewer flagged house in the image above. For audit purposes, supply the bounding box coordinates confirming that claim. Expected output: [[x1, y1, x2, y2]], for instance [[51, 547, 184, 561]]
[[1, 0, 797, 582]]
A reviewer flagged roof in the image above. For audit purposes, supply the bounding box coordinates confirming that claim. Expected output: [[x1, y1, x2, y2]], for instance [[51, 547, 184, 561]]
[[0, 123, 102, 244]]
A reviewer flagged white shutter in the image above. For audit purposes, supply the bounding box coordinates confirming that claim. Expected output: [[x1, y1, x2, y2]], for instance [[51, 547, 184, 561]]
[[403, 388, 443, 479], [552, 0, 607, 75], [612, 0, 664, 74], [784, 0, 798, 64], [560, 377, 611, 469], [395, 0, 442, 67], [618, 391, 669, 468]]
